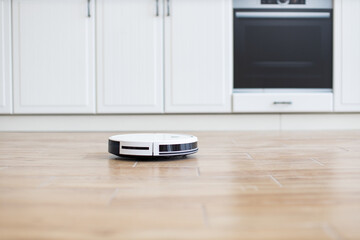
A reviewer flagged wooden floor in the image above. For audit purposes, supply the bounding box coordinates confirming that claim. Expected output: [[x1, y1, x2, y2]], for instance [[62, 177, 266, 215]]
[[0, 131, 360, 240]]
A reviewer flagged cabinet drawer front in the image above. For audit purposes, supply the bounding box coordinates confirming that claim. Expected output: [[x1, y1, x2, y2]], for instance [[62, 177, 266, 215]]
[[233, 93, 333, 113]]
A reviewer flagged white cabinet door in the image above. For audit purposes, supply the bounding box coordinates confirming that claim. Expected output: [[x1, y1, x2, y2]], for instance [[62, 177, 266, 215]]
[[0, 0, 12, 114], [334, 0, 360, 112], [13, 0, 95, 114], [97, 0, 163, 113], [164, 0, 232, 113]]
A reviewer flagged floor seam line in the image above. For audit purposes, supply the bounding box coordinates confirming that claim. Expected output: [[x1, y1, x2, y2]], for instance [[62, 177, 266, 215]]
[[107, 188, 120, 206], [269, 175, 283, 188], [322, 223, 343, 240], [202, 204, 210, 227]]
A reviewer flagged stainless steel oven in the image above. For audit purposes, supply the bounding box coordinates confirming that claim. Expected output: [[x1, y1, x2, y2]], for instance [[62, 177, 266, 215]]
[[233, 0, 333, 90]]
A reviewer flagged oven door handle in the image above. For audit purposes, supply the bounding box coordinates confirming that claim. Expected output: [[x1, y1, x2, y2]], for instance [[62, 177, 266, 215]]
[[235, 12, 331, 19]]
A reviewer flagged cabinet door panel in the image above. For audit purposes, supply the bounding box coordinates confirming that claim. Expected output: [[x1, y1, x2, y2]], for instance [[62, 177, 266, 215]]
[[334, 0, 360, 111], [165, 0, 232, 113], [13, 0, 95, 114], [97, 0, 163, 113], [0, 0, 12, 114]]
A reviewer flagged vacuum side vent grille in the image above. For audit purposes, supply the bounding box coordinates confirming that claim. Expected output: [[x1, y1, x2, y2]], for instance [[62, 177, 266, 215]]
[[159, 142, 198, 152]]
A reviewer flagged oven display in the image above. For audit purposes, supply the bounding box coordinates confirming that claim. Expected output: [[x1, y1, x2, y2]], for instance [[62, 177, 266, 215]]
[[261, 0, 306, 4]]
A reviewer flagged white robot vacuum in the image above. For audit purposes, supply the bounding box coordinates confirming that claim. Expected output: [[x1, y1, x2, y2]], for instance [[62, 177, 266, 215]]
[[108, 133, 198, 158]]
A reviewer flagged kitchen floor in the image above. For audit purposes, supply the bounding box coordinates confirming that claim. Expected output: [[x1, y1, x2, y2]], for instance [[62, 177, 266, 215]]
[[0, 131, 359, 240]]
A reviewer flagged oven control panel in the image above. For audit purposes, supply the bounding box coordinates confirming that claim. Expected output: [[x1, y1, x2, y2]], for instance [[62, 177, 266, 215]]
[[233, 0, 332, 10], [261, 0, 306, 4]]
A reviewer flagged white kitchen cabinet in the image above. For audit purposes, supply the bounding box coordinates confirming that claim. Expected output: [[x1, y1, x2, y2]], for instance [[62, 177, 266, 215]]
[[0, 0, 12, 114], [12, 0, 95, 114], [334, 0, 360, 112], [164, 0, 232, 113], [97, 0, 163, 113]]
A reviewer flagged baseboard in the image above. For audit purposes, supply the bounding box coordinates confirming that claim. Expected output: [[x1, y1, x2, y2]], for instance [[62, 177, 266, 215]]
[[0, 114, 360, 131]]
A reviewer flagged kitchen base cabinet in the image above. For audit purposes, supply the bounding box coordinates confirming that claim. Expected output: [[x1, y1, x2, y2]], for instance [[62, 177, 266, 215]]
[[12, 0, 95, 114], [96, 0, 163, 113], [164, 0, 232, 113], [0, 0, 12, 114], [334, 0, 360, 112]]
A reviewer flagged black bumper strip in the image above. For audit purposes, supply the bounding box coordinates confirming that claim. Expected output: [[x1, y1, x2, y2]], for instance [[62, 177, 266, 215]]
[[108, 139, 120, 157]]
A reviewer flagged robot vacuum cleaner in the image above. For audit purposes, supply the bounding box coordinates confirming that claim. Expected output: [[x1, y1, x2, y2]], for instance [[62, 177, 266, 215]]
[[108, 133, 198, 158]]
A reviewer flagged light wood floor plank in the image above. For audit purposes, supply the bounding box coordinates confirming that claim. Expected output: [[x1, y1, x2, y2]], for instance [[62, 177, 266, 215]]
[[0, 131, 360, 239]]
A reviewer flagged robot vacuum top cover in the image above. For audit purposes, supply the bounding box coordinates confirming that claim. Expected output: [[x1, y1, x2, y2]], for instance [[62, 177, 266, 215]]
[[108, 133, 198, 157]]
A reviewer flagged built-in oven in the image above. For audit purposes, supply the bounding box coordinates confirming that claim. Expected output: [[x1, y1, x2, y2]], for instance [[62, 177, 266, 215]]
[[233, 0, 333, 91]]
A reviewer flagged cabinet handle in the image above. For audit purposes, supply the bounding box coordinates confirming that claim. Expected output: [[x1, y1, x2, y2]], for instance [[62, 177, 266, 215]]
[[156, 0, 159, 17], [87, 0, 91, 18], [273, 101, 293, 105], [166, 0, 170, 16]]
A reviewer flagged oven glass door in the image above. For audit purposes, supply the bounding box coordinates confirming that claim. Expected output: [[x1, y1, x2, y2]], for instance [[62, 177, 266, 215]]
[[233, 10, 333, 89]]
